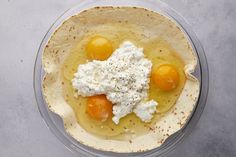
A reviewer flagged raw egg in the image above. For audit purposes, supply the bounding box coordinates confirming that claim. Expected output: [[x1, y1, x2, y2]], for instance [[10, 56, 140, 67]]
[[86, 36, 113, 60], [86, 95, 113, 122], [152, 64, 179, 91]]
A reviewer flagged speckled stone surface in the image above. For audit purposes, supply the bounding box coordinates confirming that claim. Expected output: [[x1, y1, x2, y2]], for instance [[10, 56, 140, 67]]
[[0, 0, 235, 156]]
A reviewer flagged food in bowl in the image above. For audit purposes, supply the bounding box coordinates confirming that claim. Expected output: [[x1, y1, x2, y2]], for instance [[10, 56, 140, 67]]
[[72, 41, 158, 124], [42, 6, 199, 152]]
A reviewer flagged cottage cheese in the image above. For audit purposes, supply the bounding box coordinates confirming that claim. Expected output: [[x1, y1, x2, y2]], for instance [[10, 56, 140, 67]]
[[72, 41, 158, 124]]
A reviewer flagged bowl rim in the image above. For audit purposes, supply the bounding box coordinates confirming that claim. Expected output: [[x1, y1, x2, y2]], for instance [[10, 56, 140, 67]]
[[33, 0, 209, 156]]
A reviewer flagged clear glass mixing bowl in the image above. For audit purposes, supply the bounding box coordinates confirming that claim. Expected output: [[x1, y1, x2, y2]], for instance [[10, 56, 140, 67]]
[[34, 0, 209, 156]]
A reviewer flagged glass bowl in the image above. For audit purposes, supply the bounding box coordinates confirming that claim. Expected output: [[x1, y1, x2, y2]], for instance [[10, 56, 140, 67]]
[[34, 0, 209, 156]]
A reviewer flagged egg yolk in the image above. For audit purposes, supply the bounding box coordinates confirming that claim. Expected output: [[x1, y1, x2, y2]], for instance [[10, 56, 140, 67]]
[[152, 64, 180, 91], [86, 36, 113, 61], [86, 95, 113, 122]]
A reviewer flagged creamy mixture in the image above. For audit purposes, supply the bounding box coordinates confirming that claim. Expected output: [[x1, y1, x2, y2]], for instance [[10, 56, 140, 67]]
[[72, 41, 158, 124]]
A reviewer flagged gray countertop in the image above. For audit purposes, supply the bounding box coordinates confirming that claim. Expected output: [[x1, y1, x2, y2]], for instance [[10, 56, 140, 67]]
[[0, 0, 235, 156]]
